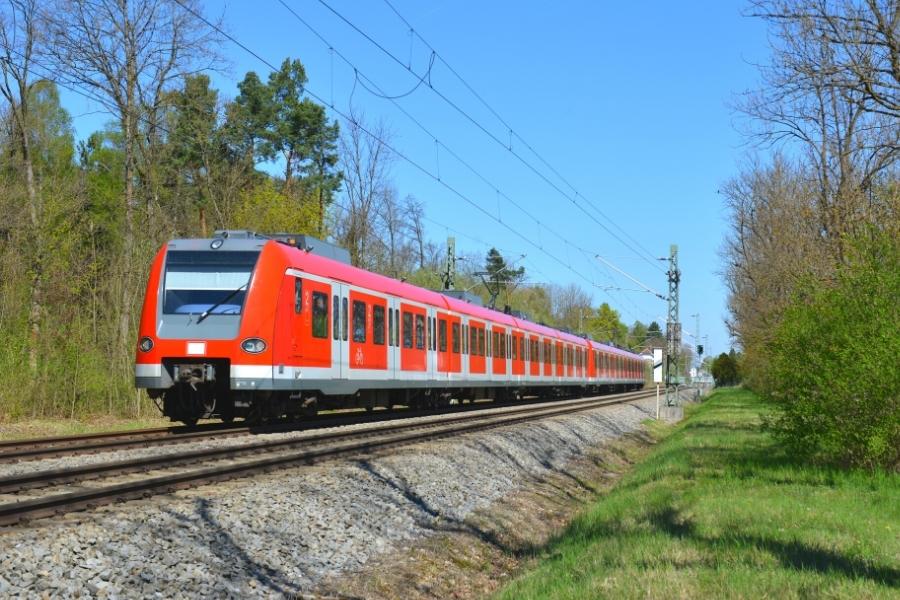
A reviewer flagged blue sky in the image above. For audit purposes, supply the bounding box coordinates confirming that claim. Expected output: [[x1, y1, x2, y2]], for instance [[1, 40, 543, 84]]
[[60, 1, 772, 359]]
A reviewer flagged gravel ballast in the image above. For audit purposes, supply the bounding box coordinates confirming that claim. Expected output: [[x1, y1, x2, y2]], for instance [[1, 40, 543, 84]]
[[0, 397, 656, 598]]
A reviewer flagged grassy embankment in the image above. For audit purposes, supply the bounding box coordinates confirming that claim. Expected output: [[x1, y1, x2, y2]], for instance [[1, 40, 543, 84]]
[[495, 388, 899, 599]]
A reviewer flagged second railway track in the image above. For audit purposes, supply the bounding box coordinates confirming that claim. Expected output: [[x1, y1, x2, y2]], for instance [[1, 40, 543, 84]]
[[0, 389, 655, 527]]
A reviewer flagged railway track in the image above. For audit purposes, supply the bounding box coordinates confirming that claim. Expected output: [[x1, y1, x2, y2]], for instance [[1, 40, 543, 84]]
[[0, 389, 654, 526], [0, 393, 640, 464]]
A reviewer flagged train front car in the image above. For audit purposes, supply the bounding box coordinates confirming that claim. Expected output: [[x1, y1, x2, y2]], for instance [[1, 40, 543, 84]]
[[134, 233, 280, 425]]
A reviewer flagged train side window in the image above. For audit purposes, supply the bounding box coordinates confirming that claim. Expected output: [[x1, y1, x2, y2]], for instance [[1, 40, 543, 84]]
[[373, 305, 385, 345], [294, 278, 303, 313], [438, 319, 447, 352], [452, 322, 460, 354], [431, 317, 436, 351], [352, 300, 366, 343], [332, 295, 339, 340], [520, 337, 525, 361], [395, 309, 400, 347], [341, 297, 348, 341], [462, 324, 467, 354], [511, 335, 517, 360], [470, 327, 476, 356], [388, 307, 394, 346], [415, 314, 425, 349], [312, 292, 328, 339], [402, 311, 413, 348]]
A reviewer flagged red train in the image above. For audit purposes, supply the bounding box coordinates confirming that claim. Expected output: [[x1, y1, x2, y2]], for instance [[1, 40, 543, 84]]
[[135, 231, 645, 425]]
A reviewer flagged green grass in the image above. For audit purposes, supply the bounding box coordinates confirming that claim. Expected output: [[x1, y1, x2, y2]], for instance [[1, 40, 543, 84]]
[[494, 388, 900, 599], [0, 416, 171, 441]]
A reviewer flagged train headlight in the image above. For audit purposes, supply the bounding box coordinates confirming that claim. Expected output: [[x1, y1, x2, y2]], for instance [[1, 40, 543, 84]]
[[241, 338, 267, 354], [138, 337, 154, 352]]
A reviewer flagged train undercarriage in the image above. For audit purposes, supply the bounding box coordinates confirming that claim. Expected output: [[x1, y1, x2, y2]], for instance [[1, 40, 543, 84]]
[[147, 358, 645, 425]]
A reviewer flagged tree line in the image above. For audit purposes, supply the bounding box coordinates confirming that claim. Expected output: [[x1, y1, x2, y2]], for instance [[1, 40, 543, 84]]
[[723, 0, 898, 469], [0, 0, 659, 420]]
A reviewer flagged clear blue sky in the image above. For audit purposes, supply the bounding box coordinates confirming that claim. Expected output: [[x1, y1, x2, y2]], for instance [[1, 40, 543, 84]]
[[61, 1, 771, 359]]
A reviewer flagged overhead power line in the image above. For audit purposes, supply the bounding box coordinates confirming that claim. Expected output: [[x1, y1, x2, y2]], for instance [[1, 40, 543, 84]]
[[317, 0, 664, 273], [270, 0, 660, 313], [170, 0, 643, 306]]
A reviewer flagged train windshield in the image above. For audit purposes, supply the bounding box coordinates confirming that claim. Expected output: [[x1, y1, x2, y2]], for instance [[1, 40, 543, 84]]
[[163, 250, 260, 315]]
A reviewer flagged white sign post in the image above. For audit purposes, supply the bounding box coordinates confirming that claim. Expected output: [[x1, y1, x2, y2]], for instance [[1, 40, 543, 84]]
[[653, 349, 663, 419]]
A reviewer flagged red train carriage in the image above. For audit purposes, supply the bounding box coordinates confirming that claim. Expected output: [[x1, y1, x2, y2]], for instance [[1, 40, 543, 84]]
[[135, 231, 645, 425]]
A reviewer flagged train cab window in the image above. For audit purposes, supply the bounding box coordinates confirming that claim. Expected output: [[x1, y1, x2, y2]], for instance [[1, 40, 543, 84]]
[[438, 319, 447, 352], [341, 297, 348, 341], [373, 305, 385, 345], [312, 292, 328, 339], [402, 311, 413, 348], [388, 307, 394, 346], [415, 314, 425, 349], [294, 278, 303, 313], [163, 250, 260, 315], [352, 300, 366, 343], [332, 295, 339, 340], [452, 323, 460, 353]]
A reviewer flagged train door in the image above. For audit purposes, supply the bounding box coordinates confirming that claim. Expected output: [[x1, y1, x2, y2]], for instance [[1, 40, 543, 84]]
[[330, 283, 348, 379], [492, 326, 507, 376], [386, 299, 399, 381], [400, 303, 427, 372], [469, 320, 485, 377], [436, 312, 449, 376]]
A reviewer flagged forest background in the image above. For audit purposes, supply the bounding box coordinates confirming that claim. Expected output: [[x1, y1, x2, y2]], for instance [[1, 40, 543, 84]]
[[0, 0, 665, 419]]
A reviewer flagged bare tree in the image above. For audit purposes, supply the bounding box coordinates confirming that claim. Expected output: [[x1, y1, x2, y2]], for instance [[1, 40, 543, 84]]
[[749, 0, 900, 119], [337, 110, 393, 268], [740, 0, 899, 257], [404, 194, 427, 270], [0, 0, 43, 373], [42, 0, 220, 353]]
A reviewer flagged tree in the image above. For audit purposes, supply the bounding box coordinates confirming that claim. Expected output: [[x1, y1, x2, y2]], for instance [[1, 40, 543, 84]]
[[710, 352, 741, 387], [163, 74, 221, 235], [0, 0, 44, 373], [549, 283, 591, 332], [231, 59, 341, 234], [586, 302, 628, 346], [337, 110, 393, 268], [749, 1, 900, 121], [43, 0, 221, 358]]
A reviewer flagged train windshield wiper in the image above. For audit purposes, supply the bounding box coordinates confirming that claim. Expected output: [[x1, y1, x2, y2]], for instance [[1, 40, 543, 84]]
[[196, 283, 248, 324]]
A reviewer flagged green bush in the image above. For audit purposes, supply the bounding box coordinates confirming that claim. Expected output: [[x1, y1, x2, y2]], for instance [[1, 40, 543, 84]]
[[766, 231, 900, 470]]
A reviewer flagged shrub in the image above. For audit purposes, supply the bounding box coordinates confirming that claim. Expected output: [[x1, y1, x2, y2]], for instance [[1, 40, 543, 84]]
[[766, 231, 900, 470]]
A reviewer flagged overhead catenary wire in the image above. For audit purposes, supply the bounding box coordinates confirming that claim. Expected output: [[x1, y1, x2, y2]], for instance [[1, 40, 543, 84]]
[[316, 0, 665, 273], [172, 0, 651, 309], [270, 0, 661, 312], [380, 0, 662, 269]]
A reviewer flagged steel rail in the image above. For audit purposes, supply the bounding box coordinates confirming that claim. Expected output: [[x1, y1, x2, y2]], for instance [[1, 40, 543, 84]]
[[0, 390, 651, 493], [0, 392, 642, 463], [0, 390, 654, 526]]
